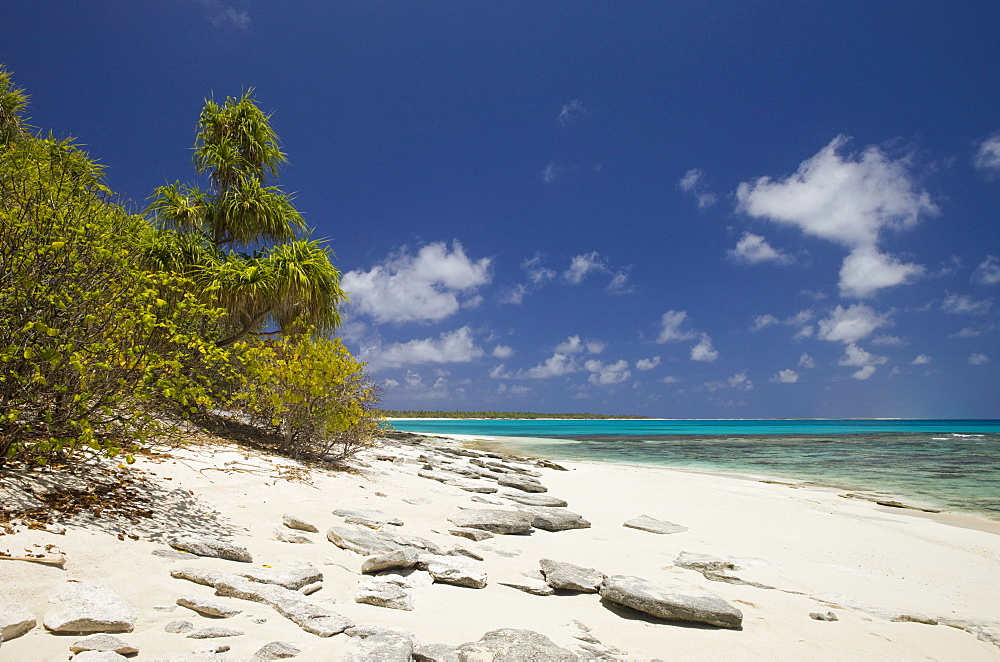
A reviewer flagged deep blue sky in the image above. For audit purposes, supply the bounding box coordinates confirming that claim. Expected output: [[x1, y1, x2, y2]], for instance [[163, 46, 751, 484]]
[[3, 2, 998, 417]]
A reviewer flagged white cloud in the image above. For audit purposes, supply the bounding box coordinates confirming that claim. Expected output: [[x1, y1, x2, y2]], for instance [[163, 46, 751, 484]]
[[200, 0, 250, 30], [492, 345, 515, 359], [563, 252, 606, 284], [364, 326, 483, 370], [343, 241, 491, 324], [798, 353, 816, 369], [584, 359, 631, 385], [750, 314, 780, 331], [736, 135, 936, 249], [911, 354, 932, 365], [851, 365, 877, 380], [728, 233, 794, 265], [707, 371, 753, 391], [679, 168, 717, 208], [383, 378, 400, 389], [838, 246, 925, 298], [656, 310, 699, 343], [972, 256, 1000, 285], [555, 336, 606, 355], [540, 162, 565, 184], [690, 334, 719, 362], [817, 304, 892, 344], [941, 293, 993, 315], [969, 353, 991, 365], [606, 270, 633, 295], [635, 356, 661, 371], [839, 343, 888, 368], [558, 99, 588, 126], [499, 283, 528, 305], [524, 353, 579, 379], [871, 335, 906, 347], [975, 134, 1000, 171], [662, 375, 680, 383], [773, 369, 799, 383], [523, 254, 556, 284], [951, 327, 982, 338]]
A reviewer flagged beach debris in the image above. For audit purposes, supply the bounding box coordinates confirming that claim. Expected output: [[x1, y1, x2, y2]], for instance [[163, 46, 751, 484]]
[[500, 492, 569, 508], [186, 625, 244, 638], [343, 625, 416, 661], [164, 620, 194, 633], [355, 579, 415, 610], [455, 628, 577, 661], [449, 526, 495, 541], [299, 580, 323, 595], [282, 513, 319, 533], [361, 548, 421, 575], [810, 611, 839, 621], [623, 515, 688, 534], [497, 474, 548, 493], [599, 575, 743, 629], [419, 553, 488, 589], [168, 534, 253, 563], [539, 558, 605, 593], [333, 507, 404, 529], [518, 506, 591, 531], [176, 595, 242, 618], [43, 582, 138, 634], [0, 549, 66, 567], [0, 603, 36, 641], [252, 640, 302, 660], [446, 508, 535, 534], [68, 633, 139, 655]]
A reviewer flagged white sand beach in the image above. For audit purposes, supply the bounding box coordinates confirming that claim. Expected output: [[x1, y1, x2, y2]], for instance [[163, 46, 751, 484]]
[[2, 431, 999, 661]]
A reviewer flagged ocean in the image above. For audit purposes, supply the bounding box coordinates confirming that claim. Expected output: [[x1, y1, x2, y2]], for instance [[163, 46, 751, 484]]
[[386, 418, 1000, 520]]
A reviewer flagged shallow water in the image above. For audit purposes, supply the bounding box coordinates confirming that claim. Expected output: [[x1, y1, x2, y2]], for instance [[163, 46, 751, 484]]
[[387, 419, 1000, 520]]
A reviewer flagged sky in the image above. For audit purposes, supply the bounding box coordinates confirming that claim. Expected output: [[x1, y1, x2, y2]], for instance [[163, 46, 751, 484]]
[[3, 2, 999, 418]]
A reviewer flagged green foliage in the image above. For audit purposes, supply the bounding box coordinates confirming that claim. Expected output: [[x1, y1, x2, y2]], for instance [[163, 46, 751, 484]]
[[0, 127, 229, 467], [230, 335, 382, 459], [0, 66, 30, 144]]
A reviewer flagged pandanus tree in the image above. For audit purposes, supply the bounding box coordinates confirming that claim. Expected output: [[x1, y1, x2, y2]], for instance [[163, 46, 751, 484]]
[[147, 91, 346, 347]]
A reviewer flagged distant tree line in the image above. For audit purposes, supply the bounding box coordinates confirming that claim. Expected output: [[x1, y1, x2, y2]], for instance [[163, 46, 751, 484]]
[[381, 410, 650, 420]]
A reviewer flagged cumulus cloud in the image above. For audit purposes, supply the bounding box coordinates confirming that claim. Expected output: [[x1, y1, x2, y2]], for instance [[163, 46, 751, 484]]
[[911, 354, 932, 365], [798, 353, 816, 369], [690, 334, 719, 362], [969, 353, 990, 365], [635, 356, 661, 371], [736, 135, 935, 299], [773, 369, 800, 383], [941, 293, 993, 315], [707, 371, 753, 391], [728, 233, 794, 265], [584, 359, 631, 385], [492, 345, 515, 359], [363, 326, 483, 370], [558, 100, 588, 126], [972, 256, 1000, 285], [975, 134, 1000, 171], [342, 241, 491, 324], [662, 376, 680, 383], [656, 310, 699, 343], [523, 352, 580, 379], [555, 336, 606, 355], [500, 254, 557, 305], [679, 169, 718, 208], [838, 246, 925, 298], [817, 304, 892, 344], [750, 314, 780, 331], [563, 252, 606, 284], [838, 343, 888, 379]]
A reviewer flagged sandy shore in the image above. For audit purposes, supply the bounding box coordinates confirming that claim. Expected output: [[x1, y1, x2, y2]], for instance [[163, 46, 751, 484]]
[[1, 432, 999, 660]]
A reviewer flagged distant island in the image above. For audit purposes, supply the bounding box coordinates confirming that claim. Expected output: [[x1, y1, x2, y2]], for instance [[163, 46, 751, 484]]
[[381, 410, 651, 420]]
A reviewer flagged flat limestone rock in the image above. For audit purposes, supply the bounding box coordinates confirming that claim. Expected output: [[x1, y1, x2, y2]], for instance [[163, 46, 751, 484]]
[[0, 603, 36, 641], [164, 620, 194, 633], [342, 627, 415, 662], [43, 583, 139, 634], [674, 552, 737, 574], [539, 558, 605, 593], [326, 525, 404, 556], [168, 534, 253, 563], [375, 568, 434, 589], [177, 595, 242, 618], [449, 527, 494, 541], [518, 506, 591, 531], [69, 633, 139, 655], [599, 574, 743, 629], [624, 515, 688, 535], [361, 548, 421, 575], [187, 626, 245, 638], [70, 652, 127, 661], [498, 577, 555, 596], [238, 565, 324, 591], [333, 508, 404, 529], [497, 474, 547, 493], [455, 628, 576, 661], [413, 642, 461, 661], [446, 479, 499, 494], [446, 509, 534, 535], [500, 492, 569, 508], [355, 580, 414, 611], [273, 598, 353, 637], [273, 527, 314, 544], [420, 554, 488, 589], [253, 640, 302, 659], [282, 513, 319, 533]]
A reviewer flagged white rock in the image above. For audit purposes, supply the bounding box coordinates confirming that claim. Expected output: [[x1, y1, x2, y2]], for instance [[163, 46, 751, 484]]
[[0, 603, 36, 641], [43, 583, 138, 634]]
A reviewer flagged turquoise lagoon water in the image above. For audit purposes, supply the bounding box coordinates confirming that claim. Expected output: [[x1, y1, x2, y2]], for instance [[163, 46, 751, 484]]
[[387, 419, 1000, 520]]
